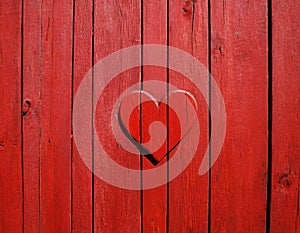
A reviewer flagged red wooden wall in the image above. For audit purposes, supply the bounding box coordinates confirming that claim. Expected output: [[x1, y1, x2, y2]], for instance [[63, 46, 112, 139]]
[[0, 0, 299, 232]]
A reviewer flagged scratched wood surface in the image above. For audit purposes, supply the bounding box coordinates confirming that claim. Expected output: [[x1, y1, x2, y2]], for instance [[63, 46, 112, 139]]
[[0, 0, 299, 233], [270, 0, 300, 232], [72, 0, 93, 232], [23, 0, 42, 231], [39, 0, 73, 232], [0, 0, 22, 232], [210, 0, 269, 232], [142, 0, 168, 232], [93, 0, 141, 232], [168, 0, 209, 232]]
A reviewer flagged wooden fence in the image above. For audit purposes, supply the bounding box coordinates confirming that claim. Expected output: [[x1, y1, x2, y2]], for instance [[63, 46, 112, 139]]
[[0, 0, 299, 232]]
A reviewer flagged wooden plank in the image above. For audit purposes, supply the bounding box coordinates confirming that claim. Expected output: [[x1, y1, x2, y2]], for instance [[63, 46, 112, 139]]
[[210, 1, 268, 232], [0, 0, 22, 232], [23, 0, 42, 231], [142, 0, 168, 232], [93, 0, 141, 232], [270, 0, 300, 232], [39, 0, 73, 231], [72, 0, 93, 232], [168, 0, 209, 232]]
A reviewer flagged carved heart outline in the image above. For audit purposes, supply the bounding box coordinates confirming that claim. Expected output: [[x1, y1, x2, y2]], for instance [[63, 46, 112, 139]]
[[118, 89, 198, 166]]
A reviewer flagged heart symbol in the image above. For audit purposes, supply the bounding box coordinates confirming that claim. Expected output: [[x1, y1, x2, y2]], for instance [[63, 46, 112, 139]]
[[118, 89, 198, 166]]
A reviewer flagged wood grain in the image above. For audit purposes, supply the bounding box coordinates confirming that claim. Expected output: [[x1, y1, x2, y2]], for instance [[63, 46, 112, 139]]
[[142, 0, 168, 232], [168, 0, 209, 232], [0, 0, 22, 232], [270, 0, 300, 232], [0, 0, 300, 232], [72, 0, 93, 232], [93, 0, 141, 232], [23, 0, 42, 231], [210, 0, 268, 232], [39, 0, 73, 231]]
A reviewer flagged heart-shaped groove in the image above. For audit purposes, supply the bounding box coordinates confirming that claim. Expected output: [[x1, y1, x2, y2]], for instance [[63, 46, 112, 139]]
[[118, 89, 198, 166]]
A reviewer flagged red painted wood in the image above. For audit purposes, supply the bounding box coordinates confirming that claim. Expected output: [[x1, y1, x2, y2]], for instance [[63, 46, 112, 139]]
[[0, 0, 22, 232], [142, 1, 168, 232], [72, 0, 93, 232], [23, 0, 42, 231], [271, 0, 300, 232], [39, 0, 73, 232], [1, 1, 300, 231], [168, 0, 209, 232], [210, 0, 268, 232], [93, 0, 141, 232]]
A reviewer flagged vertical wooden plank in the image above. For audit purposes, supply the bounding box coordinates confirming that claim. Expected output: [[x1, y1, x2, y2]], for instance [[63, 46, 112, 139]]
[[0, 0, 22, 232], [142, 0, 167, 232], [93, 1, 141, 232], [168, 0, 209, 232], [270, 0, 300, 232], [210, 1, 268, 232], [23, 0, 42, 231], [72, 0, 93, 232], [39, 0, 73, 231]]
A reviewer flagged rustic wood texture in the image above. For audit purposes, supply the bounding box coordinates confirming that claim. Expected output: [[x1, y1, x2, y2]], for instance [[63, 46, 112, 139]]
[[142, 0, 167, 232], [23, 0, 42, 231], [210, 0, 269, 232], [93, 0, 141, 232], [72, 0, 93, 232], [0, 0, 299, 232], [270, 0, 300, 232], [0, 0, 22, 232], [168, 0, 209, 232], [39, 0, 73, 232]]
